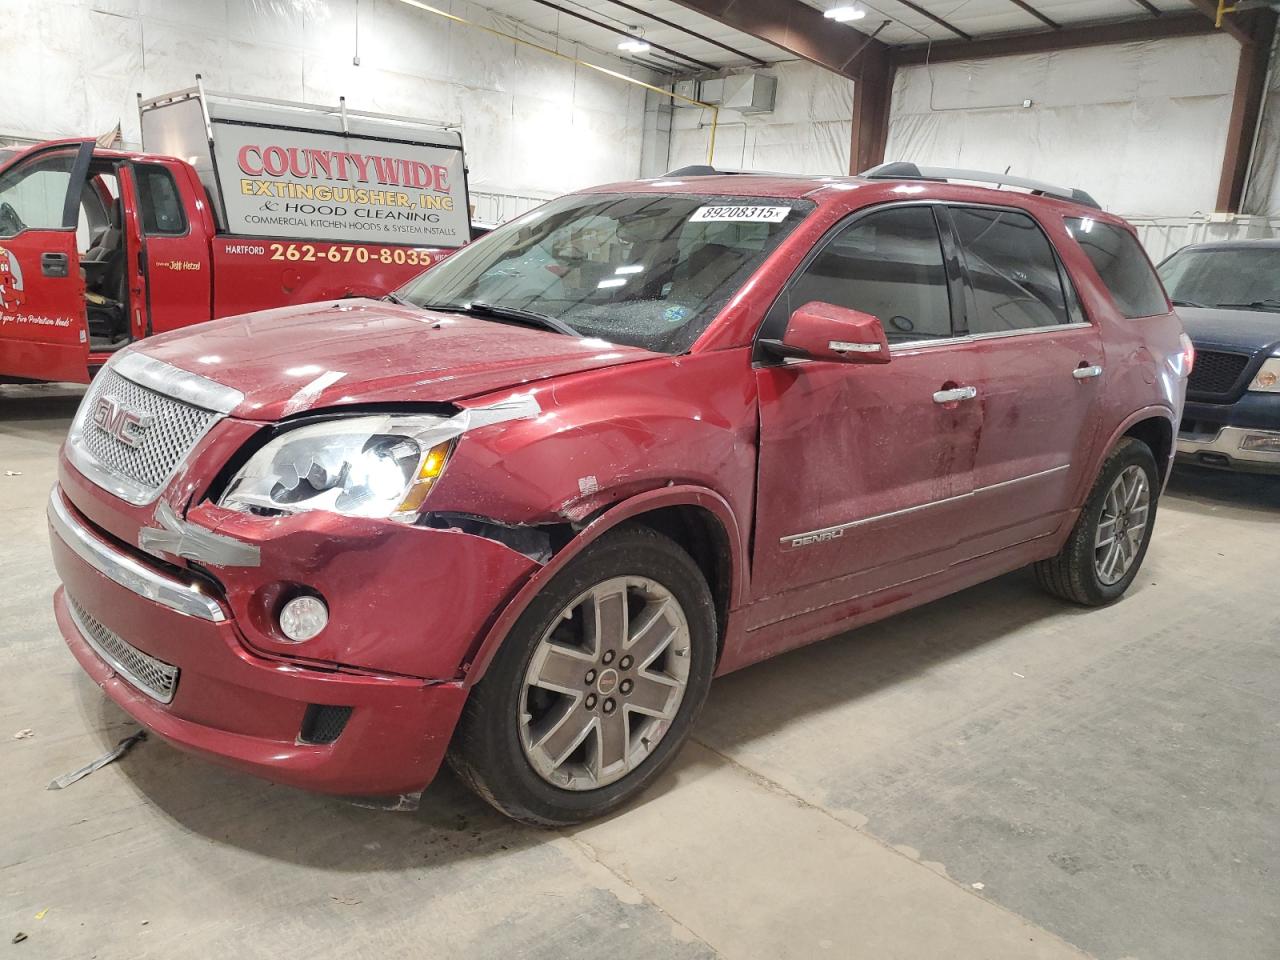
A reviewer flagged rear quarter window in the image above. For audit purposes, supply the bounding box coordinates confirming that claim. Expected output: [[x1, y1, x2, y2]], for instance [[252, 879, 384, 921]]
[[1065, 217, 1168, 318]]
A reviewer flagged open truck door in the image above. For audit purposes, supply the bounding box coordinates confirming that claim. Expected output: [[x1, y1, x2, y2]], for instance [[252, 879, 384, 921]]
[[0, 141, 94, 383]]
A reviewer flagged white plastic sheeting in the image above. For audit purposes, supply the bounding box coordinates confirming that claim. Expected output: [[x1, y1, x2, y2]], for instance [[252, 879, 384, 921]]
[[666, 61, 854, 175], [0, 0, 654, 200], [1242, 41, 1280, 216], [886, 34, 1240, 217], [1131, 215, 1280, 261]]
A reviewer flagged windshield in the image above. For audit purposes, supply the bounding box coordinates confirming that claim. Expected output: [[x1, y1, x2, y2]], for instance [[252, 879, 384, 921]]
[[1159, 246, 1280, 312], [396, 192, 813, 354]]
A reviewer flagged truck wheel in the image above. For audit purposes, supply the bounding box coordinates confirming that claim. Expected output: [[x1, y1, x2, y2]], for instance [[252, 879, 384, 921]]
[[449, 524, 717, 826], [1034, 437, 1160, 606]]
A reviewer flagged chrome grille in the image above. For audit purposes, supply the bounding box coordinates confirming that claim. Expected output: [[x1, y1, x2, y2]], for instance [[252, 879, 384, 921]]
[[67, 595, 179, 703], [73, 368, 219, 501]]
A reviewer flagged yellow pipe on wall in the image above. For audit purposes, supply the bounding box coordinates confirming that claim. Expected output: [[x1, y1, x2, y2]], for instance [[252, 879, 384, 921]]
[[395, 0, 719, 166]]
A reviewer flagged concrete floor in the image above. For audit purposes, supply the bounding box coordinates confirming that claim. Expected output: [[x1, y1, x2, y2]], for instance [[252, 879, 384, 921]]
[[2, 382, 1278, 960]]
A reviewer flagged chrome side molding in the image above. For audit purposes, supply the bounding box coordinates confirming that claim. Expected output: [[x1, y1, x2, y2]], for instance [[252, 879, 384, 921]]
[[47, 488, 227, 622], [780, 464, 1070, 550]]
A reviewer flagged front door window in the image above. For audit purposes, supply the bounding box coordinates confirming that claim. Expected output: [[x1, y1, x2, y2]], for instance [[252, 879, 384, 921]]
[[768, 204, 954, 343], [0, 152, 75, 238]]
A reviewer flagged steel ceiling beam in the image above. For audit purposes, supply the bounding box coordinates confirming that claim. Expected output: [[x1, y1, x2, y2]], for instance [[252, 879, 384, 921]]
[[1217, 9, 1277, 210], [892, 12, 1219, 65], [851, 37, 894, 174], [1007, 0, 1061, 30], [526, 0, 719, 71], [891, 0, 973, 40], [666, 0, 894, 81], [1188, 0, 1255, 43], [668, 0, 897, 172], [598, 0, 770, 67]]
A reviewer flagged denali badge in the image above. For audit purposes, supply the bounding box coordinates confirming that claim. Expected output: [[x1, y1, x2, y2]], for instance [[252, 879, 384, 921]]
[[784, 528, 845, 549], [91, 396, 153, 449]]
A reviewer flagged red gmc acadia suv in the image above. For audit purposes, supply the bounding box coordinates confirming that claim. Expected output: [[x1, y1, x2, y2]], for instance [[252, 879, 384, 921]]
[[48, 164, 1191, 824]]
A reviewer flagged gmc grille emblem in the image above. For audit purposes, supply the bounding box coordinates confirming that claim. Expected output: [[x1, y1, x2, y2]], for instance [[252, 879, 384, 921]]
[[91, 395, 153, 449]]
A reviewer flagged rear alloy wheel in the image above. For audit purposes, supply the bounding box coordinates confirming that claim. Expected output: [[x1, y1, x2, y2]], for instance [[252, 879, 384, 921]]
[[449, 525, 716, 825], [1034, 437, 1160, 606], [1093, 464, 1151, 586]]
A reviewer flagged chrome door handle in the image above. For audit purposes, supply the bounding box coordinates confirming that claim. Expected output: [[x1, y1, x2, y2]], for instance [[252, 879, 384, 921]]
[[1073, 364, 1103, 380], [933, 386, 977, 404]]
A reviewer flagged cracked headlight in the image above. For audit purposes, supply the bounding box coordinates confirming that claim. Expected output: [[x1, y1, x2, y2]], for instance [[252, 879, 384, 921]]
[[220, 415, 456, 521]]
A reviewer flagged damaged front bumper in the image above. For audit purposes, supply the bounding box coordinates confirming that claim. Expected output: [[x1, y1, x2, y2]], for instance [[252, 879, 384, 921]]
[[47, 485, 537, 796]]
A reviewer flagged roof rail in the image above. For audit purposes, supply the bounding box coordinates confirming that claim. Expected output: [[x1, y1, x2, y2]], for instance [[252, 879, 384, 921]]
[[661, 164, 791, 178], [665, 164, 721, 177], [860, 161, 1100, 209]]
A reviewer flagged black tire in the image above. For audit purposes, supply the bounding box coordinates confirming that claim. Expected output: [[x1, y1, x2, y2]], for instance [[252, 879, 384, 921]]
[[448, 524, 717, 826], [1034, 437, 1160, 606]]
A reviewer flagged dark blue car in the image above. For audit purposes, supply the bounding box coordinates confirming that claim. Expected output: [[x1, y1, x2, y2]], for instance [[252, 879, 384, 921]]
[[1160, 239, 1280, 474]]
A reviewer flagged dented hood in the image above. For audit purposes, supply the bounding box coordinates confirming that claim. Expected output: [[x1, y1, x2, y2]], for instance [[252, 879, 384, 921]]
[[135, 299, 660, 421]]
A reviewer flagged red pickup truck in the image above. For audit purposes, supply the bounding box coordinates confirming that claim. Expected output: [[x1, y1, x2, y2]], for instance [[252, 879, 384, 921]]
[[1, 86, 470, 385]]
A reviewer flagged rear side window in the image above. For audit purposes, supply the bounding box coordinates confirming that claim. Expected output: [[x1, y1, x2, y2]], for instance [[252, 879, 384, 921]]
[[777, 205, 953, 343], [1065, 217, 1167, 318], [134, 164, 187, 236], [950, 207, 1069, 333]]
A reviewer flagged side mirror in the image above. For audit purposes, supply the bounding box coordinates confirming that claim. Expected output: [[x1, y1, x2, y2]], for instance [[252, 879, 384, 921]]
[[761, 301, 890, 365]]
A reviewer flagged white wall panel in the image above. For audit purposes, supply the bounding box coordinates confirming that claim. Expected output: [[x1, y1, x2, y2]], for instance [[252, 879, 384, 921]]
[[0, 0, 655, 201], [1243, 46, 1280, 216], [886, 34, 1240, 218], [667, 60, 854, 175]]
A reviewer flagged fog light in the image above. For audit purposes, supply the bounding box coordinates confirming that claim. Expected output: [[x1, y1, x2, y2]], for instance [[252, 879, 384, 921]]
[[279, 595, 328, 642], [1241, 433, 1280, 454]]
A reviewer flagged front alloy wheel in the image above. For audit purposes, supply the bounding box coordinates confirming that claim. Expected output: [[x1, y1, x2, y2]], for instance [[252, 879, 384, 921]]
[[520, 577, 691, 790], [450, 525, 717, 825]]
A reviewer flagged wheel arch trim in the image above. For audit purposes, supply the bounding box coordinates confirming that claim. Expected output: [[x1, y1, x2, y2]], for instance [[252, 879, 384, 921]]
[[1101, 405, 1177, 491], [461, 484, 747, 687]]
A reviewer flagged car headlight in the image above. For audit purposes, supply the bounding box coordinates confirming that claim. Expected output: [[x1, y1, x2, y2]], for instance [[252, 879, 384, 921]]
[[1249, 357, 1280, 393], [220, 415, 455, 521]]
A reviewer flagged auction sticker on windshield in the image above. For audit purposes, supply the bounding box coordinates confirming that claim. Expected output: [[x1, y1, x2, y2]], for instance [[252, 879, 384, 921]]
[[690, 205, 792, 223]]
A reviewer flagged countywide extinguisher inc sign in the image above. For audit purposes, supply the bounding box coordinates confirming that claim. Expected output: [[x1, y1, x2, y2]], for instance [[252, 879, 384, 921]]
[[214, 123, 470, 247]]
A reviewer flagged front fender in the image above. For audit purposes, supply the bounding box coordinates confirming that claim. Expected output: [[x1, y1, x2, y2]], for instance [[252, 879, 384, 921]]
[[461, 483, 748, 687]]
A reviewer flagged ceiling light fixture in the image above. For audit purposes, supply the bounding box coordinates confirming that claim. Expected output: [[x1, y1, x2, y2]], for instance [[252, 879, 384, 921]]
[[824, 5, 866, 21], [618, 37, 651, 52]]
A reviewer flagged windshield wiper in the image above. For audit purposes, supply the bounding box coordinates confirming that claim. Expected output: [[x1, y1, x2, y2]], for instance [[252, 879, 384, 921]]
[[422, 301, 580, 337], [1171, 298, 1208, 308], [1215, 298, 1280, 312], [382, 291, 415, 307]]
